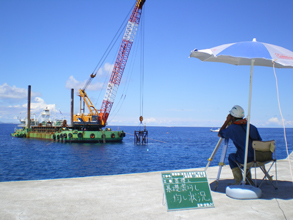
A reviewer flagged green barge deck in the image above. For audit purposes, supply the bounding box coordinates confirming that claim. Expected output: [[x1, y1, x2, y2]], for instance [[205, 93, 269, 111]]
[[11, 126, 125, 143]]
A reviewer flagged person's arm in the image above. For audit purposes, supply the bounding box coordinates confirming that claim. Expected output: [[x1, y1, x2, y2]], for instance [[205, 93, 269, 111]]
[[218, 114, 232, 137]]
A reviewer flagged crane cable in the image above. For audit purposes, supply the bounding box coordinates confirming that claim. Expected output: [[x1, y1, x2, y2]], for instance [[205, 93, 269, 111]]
[[83, 2, 135, 93], [139, 10, 145, 124], [108, 5, 146, 124], [109, 46, 136, 120]]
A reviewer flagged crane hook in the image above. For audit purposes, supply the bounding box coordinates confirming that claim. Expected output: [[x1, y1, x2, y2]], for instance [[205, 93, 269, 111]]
[[90, 73, 96, 78], [139, 116, 143, 123]]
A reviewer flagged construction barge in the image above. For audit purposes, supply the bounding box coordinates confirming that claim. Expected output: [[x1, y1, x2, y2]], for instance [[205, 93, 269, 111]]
[[11, 124, 125, 143], [11, 86, 125, 143]]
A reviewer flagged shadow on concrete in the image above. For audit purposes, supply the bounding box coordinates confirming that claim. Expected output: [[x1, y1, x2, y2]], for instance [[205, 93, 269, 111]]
[[210, 179, 293, 200]]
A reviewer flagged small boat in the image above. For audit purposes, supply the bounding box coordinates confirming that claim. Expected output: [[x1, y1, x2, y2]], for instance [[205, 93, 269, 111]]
[[210, 128, 220, 132]]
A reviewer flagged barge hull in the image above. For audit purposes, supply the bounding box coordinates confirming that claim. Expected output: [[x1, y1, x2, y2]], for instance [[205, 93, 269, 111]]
[[11, 127, 125, 143]]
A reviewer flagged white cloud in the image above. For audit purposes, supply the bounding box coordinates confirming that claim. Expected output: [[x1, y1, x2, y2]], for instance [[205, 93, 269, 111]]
[[266, 117, 293, 126], [65, 63, 114, 91], [65, 75, 83, 90], [8, 105, 21, 108], [0, 83, 45, 123], [0, 83, 39, 99], [144, 117, 157, 123], [103, 63, 114, 74], [22, 97, 56, 114], [268, 117, 280, 124], [96, 63, 114, 76], [65, 75, 104, 91], [168, 108, 195, 112], [0, 96, 64, 123]]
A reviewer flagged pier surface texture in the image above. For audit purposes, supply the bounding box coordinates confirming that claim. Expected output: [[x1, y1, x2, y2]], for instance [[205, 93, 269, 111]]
[[0, 154, 292, 220]]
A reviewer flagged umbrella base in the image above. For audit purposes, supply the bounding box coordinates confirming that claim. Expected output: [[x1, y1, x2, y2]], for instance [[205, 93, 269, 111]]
[[226, 185, 262, 199]]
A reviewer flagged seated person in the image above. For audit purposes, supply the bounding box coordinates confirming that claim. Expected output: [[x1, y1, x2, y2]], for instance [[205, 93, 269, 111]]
[[218, 105, 262, 185]]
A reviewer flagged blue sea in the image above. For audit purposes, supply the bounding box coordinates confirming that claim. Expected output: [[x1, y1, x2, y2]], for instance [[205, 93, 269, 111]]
[[1, 124, 292, 182]]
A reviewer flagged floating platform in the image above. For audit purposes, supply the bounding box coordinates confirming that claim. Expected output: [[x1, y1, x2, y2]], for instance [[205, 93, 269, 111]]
[[11, 126, 125, 143]]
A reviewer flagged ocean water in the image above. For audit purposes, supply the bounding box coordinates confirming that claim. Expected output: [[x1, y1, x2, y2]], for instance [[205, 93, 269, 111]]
[[1, 124, 292, 182]]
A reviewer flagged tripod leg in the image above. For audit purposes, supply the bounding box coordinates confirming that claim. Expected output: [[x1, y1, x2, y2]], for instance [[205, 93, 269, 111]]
[[205, 138, 223, 171], [214, 138, 229, 190]]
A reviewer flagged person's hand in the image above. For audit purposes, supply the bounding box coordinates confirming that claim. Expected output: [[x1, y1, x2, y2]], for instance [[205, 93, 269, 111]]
[[225, 114, 232, 123], [218, 114, 233, 136]]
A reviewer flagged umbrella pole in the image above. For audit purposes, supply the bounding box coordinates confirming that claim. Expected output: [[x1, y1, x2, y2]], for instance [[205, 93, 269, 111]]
[[226, 59, 261, 200], [242, 59, 255, 184]]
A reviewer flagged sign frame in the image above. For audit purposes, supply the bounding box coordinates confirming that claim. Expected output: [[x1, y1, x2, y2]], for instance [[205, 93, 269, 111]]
[[161, 171, 214, 211]]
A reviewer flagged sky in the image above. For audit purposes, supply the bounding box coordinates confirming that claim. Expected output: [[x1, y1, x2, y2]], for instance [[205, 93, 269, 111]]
[[1, 0, 293, 128]]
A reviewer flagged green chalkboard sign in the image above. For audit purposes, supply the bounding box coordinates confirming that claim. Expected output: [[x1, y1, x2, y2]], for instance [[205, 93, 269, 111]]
[[161, 171, 214, 211]]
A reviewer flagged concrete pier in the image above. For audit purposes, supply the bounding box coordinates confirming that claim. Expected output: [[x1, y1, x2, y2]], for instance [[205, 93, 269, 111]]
[[0, 155, 292, 220]]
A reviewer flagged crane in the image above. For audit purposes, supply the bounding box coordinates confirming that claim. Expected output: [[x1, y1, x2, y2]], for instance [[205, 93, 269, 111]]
[[99, 0, 146, 125], [73, 0, 146, 129]]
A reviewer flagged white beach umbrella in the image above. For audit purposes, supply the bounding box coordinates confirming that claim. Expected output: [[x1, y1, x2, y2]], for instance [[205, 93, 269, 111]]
[[190, 38, 293, 198]]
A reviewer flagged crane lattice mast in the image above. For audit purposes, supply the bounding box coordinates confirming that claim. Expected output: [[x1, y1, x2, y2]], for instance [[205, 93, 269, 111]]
[[99, 0, 146, 125]]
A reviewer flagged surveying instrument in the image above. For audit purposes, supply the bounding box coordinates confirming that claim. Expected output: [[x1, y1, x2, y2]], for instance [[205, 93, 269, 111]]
[[204, 137, 230, 190]]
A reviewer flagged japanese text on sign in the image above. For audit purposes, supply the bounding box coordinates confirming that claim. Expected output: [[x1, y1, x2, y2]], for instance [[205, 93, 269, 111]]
[[162, 171, 214, 210]]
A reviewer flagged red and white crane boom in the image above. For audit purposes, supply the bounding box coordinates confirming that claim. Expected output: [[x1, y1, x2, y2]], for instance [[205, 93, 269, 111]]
[[99, 0, 146, 125], [73, 0, 145, 128]]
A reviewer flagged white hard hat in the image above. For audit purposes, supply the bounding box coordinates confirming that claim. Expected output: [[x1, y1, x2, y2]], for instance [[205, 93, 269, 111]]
[[229, 105, 244, 118]]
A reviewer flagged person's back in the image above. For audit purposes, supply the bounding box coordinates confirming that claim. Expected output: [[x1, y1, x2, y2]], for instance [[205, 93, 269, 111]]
[[220, 121, 261, 162], [218, 105, 261, 185]]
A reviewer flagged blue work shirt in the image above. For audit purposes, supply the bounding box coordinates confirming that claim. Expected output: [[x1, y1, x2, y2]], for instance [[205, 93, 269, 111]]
[[219, 123, 262, 162]]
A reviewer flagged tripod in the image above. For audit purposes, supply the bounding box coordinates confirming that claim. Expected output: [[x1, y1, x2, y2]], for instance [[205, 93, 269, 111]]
[[204, 137, 229, 190]]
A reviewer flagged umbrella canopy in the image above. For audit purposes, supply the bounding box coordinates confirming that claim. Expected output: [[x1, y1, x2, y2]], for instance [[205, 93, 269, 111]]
[[189, 38, 293, 195], [190, 38, 293, 68]]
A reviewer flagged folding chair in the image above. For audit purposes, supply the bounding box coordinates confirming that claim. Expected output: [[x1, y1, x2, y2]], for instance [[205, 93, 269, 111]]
[[237, 140, 278, 189], [251, 140, 278, 189]]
